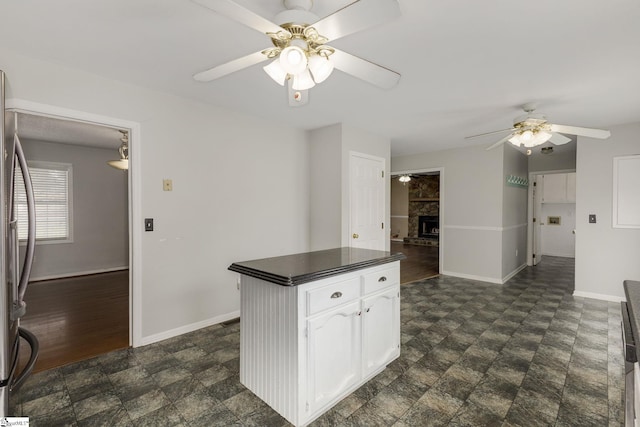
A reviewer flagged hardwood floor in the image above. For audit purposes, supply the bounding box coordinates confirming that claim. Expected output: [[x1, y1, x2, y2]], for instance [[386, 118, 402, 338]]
[[391, 240, 439, 284], [18, 270, 129, 373]]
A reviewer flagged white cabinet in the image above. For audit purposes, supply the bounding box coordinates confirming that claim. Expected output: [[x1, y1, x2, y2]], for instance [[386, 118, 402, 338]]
[[541, 172, 576, 203], [362, 286, 400, 378], [239, 262, 400, 427], [307, 301, 361, 415]]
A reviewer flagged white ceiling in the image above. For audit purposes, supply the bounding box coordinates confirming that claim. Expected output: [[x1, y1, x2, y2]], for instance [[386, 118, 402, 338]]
[[1, 0, 639, 156], [13, 113, 125, 149]]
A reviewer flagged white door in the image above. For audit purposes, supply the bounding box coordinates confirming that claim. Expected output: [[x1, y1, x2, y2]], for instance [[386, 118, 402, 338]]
[[306, 301, 361, 415], [349, 153, 385, 250], [362, 287, 400, 378]]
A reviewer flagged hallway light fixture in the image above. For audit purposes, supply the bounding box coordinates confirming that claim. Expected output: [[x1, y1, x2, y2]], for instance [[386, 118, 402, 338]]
[[107, 130, 129, 171], [398, 175, 411, 185]]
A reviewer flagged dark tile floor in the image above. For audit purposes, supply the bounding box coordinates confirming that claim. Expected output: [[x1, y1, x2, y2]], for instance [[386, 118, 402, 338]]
[[10, 256, 624, 426]]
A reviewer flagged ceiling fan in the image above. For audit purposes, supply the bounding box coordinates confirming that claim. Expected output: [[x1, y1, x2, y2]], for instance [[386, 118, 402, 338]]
[[190, 0, 402, 105], [466, 103, 611, 151]]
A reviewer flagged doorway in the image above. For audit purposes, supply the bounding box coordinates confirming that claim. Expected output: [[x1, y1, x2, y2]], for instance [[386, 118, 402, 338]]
[[9, 109, 133, 372], [390, 170, 442, 283], [527, 171, 576, 267]]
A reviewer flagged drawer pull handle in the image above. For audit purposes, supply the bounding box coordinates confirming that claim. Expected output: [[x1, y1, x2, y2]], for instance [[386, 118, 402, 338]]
[[378, 276, 387, 282], [330, 292, 343, 299]]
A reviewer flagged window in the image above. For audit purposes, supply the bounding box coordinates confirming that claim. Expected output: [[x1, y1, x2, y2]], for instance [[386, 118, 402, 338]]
[[14, 161, 73, 243]]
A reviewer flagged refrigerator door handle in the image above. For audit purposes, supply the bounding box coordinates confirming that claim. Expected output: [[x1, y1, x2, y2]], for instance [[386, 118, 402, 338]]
[[8, 219, 23, 321], [13, 133, 35, 303]]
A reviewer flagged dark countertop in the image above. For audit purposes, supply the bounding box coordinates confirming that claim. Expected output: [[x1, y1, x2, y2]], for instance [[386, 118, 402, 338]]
[[229, 247, 406, 286], [624, 280, 640, 360]]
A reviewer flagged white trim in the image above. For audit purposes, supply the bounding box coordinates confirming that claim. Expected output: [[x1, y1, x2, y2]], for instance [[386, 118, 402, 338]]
[[444, 225, 501, 231], [8, 99, 142, 348], [613, 155, 640, 229], [441, 271, 502, 285], [140, 310, 241, 347], [390, 215, 409, 219], [573, 290, 625, 303], [541, 252, 575, 258], [502, 263, 527, 284], [443, 223, 526, 232], [29, 266, 128, 282]]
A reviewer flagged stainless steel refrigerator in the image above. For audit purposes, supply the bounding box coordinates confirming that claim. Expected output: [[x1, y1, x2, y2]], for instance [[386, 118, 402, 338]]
[[0, 70, 39, 416]]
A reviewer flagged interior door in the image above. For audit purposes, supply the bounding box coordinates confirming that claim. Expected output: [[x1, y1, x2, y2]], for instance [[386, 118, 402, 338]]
[[349, 153, 385, 250]]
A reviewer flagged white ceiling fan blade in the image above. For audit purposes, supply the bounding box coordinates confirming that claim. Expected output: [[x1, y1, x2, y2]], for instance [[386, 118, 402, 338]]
[[191, 0, 284, 35], [312, 0, 401, 42], [485, 134, 514, 151], [330, 49, 400, 89], [465, 128, 515, 140], [193, 51, 267, 82], [548, 133, 571, 145], [549, 124, 611, 139]]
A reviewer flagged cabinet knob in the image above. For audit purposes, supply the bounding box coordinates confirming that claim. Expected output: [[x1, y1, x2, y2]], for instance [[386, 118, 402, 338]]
[[330, 291, 343, 299], [352, 233, 359, 239], [378, 276, 387, 282]]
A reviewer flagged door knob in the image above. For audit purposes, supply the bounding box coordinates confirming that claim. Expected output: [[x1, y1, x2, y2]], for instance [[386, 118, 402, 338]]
[[352, 233, 359, 239]]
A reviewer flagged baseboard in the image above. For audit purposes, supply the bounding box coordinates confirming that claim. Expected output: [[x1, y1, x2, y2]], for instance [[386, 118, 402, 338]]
[[541, 253, 575, 258], [29, 266, 129, 282], [572, 290, 625, 303], [138, 310, 241, 347], [441, 270, 502, 285], [502, 263, 527, 284]]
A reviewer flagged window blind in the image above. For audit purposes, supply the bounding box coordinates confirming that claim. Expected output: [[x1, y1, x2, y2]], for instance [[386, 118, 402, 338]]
[[14, 163, 71, 241]]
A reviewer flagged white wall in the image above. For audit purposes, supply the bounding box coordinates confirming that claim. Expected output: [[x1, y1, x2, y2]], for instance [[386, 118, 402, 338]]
[[529, 146, 576, 172], [20, 139, 128, 279], [308, 123, 391, 251], [575, 122, 640, 300], [393, 144, 505, 282], [1, 47, 310, 343], [309, 125, 342, 250], [540, 203, 576, 257], [501, 144, 528, 279]]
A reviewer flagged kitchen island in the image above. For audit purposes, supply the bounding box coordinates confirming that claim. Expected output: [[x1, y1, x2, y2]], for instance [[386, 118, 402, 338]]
[[229, 247, 405, 427]]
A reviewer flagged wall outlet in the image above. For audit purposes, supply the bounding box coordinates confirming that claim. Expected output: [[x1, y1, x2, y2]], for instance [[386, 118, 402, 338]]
[[163, 179, 173, 191]]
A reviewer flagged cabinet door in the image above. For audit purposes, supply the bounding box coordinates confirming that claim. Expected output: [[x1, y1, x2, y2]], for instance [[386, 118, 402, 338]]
[[542, 173, 568, 203], [362, 286, 400, 378], [566, 172, 576, 203], [306, 301, 361, 415]]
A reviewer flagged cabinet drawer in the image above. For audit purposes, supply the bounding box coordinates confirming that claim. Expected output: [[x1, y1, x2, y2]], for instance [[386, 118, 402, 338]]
[[306, 278, 360, 316], [363, 265, 399, 294]]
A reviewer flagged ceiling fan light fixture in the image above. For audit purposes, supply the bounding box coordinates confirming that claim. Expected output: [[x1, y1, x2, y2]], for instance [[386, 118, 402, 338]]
[[263, 59, 288, 86], [308, 54, 334, 84], [108, 130, 129, 171], [509, 129, 552, 148], [279, 45, 308, 75], [292, 69, 316, 90]]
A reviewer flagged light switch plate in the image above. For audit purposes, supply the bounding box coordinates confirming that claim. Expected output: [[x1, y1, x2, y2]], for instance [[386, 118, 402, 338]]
[[145, 218, 154, 231], [589, 214, 596, 223]]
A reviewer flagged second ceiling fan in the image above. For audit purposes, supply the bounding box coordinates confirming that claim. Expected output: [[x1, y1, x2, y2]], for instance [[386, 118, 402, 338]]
[[466, 103, 611, 151], [191, 0, 402, 104]]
